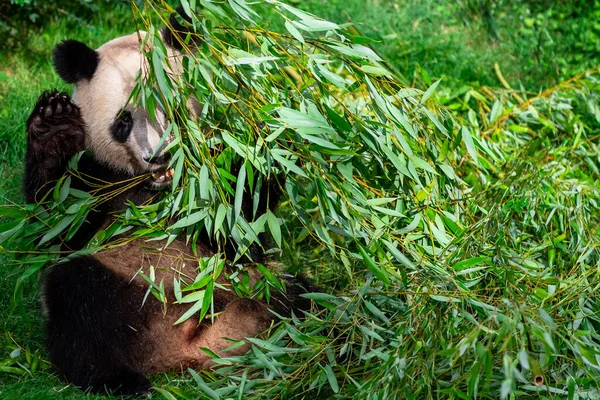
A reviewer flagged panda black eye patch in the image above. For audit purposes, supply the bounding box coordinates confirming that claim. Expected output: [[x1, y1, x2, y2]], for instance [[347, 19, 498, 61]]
[[110, 110, 133, 143]]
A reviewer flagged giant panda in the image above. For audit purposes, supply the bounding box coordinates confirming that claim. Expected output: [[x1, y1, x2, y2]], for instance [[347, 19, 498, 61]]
[[23, 10, 314, 397]]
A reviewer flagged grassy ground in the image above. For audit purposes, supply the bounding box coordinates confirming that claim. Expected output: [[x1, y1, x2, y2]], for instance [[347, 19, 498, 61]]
[[1, 0, 599, 398], [273, 0, 600, 89]]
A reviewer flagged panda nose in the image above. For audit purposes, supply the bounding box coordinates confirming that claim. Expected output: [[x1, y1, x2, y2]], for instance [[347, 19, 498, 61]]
[[144, 153, 171, 165]]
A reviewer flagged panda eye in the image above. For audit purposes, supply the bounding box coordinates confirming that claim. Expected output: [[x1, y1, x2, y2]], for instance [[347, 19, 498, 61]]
[[111, 110, 133, 143]]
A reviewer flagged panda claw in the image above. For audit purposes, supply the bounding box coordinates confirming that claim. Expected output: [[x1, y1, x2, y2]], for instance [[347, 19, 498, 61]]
[[43, 103, 53, 119]]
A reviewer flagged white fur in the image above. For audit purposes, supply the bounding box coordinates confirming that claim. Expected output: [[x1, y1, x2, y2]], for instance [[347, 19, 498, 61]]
[[72, 32, 179, 175]]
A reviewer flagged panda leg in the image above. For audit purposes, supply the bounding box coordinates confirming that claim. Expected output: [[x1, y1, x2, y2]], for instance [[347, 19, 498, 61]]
[[184, 275, 318, 367], [43, 257, 152, 397], [190, 298, 273, 368], [24, 91, 86, 203]]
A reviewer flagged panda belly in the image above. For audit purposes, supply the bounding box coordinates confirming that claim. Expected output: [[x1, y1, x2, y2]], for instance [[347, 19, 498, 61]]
[[92, 238, 215, 290], [42, 239, 272, 392]]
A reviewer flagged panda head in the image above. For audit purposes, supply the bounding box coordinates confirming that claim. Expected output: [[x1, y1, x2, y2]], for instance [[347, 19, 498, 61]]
[[53, 33, 175, 186]]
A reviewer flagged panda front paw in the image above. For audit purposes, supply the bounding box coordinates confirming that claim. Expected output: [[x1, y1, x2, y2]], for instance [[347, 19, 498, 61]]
[[26, 90, 86, 159]]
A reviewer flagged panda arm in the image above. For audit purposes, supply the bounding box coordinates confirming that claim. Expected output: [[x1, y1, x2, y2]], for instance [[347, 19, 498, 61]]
[[24, 91, 86, 203]]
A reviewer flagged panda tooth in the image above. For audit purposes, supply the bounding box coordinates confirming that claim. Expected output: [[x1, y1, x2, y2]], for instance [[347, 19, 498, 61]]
[[150, 169, 174, 185]]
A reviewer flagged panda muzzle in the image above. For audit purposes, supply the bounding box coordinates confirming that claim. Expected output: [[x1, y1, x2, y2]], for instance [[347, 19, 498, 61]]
[[151, 168, 174, 185]]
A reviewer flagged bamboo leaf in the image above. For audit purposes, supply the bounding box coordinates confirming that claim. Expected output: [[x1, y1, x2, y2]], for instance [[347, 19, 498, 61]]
[[234, 162, 247, 225], [266, 210, 282, 247], [421, 79, 441, 104], [358, 244, 389, 285]]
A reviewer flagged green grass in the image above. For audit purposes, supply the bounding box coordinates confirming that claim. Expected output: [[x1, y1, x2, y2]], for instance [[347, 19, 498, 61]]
[[1, 0, 600, 398], [267, 0, 600, 89]]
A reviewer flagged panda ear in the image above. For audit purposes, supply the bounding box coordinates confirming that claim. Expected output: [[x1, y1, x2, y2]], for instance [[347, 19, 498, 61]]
[[162, 6, 202, 51], [53, 40, 100, 84]]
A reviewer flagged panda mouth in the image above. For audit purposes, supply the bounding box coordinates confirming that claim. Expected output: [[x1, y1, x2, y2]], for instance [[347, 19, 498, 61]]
[[150, 168, 174, 188]]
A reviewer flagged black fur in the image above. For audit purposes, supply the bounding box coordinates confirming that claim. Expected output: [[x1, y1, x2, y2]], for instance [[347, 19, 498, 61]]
[[110, 109, 134, 143], [53, 40, 99, 83], [161, 6, 202, 51], [43, 258, 153, 397], [143, 152, 171, 165], [67, 155, 162, 249]]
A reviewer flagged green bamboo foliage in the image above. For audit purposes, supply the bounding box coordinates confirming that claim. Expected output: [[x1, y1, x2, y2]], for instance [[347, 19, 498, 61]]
[[2, 0, 600, 398], [131, 0, 463, 282]]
